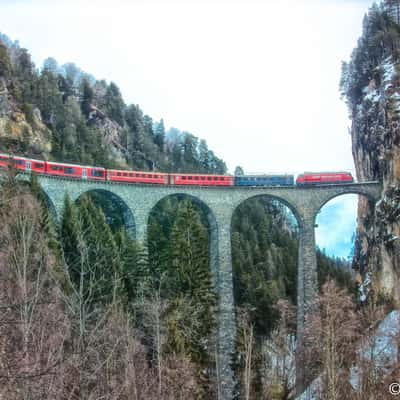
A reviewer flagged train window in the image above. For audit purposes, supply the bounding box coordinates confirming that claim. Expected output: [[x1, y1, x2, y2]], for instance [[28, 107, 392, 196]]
[[201, 176, 205, 180], [64, 167, 74, 174], [129, 173, 133, 177], [220, 177, 224, 181], [15, 160, 25, 165], [34, 163, 43, 168], [182, 176, 186, 180], [51, 165, 62, 171], [207, 177, 212, 181], [92, 170, 104, 177], [117, 172, 121, 176], [213, 177, 218, 181], [136, 173, 140, 177], [188, 176, 192, 180], [123, 173, 128, 177]]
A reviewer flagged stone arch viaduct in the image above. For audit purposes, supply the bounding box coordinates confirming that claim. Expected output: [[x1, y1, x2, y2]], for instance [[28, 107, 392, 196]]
[[34, 175, 381, 399]]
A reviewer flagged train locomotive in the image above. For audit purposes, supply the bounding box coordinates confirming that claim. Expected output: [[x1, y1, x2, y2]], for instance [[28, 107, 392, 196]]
[[0, 153, 354, 187], [296, 172, 353, 186]]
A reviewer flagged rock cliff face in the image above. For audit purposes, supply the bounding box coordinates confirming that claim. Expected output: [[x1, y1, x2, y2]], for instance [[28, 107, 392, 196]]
[[0, 76, 52, 155], [0, 72, 126, 162], [0, 39, 125, 162], [342, 2, 400, 302]]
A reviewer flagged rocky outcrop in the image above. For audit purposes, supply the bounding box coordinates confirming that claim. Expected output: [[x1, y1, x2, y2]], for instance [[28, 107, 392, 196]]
[[88, 105, 128, 166], [0, 76, 52, 155], [339, 2, 400, 303], [347, 54, 400, 302]]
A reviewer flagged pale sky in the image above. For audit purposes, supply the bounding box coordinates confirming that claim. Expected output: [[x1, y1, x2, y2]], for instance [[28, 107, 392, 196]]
[[0, 0, 374, 256], [315, 194, 358, 259]]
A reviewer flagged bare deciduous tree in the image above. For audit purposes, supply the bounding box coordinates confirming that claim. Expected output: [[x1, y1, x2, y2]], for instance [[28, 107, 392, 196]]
[[261, 299, 296, 400], [0, 187, 69, 399], [302, 280, 361, 400]]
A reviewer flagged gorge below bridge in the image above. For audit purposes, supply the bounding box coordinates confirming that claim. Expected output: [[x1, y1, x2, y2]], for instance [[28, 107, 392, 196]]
[[31, 175, 381, 399]]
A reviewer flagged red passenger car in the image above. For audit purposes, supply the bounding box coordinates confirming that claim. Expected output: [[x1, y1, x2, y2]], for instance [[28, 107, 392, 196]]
[[46, 161, 106, 181], [169, 173, 234, 186], [107, 169, 168, 184], [0, 154, 46, 174], [296, 172, 354, 186], [0, 153, 10, 169]]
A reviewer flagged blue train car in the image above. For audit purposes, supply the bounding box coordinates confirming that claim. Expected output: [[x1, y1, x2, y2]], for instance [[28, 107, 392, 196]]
[[235, 174, 294, 187]]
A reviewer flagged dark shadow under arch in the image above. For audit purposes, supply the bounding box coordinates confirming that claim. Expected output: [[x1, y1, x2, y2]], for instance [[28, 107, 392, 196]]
[[232, 193, 302, 229], [12, 174, 58, 221], [230, 194, 300, 335], [148, 193, 219, 284], [39, 187, 58, 222], [76, 189, 136, 238]]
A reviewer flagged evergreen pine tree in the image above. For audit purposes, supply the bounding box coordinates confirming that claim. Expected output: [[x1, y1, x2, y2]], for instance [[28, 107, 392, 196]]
[[80, 78, 94, 118], [60, 194, 82, 283], [167, 201, 216, 364], [154, 118, 166, 150]]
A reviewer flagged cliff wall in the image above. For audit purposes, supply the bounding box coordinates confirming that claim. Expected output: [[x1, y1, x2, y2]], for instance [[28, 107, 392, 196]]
[[342, 2, 400, 302]]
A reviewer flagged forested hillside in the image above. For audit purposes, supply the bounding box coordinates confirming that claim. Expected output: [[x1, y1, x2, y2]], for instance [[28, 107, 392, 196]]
[[0, 32, 226, 174]]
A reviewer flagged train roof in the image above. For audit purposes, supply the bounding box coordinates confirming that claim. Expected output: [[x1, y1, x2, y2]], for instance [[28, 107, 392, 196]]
[[46, 160, 105, 169], [0, 153, 46, 163], [108, 169, 168, 174], [299, 171, 353, 175], [237, 173, 294, 177], [169, 172, 232, 177]]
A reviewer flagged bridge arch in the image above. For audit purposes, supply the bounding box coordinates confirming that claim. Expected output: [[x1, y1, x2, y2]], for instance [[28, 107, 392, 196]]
[[38, 186, 58, 221], [232, 193, 302, 229], [316, 188, 379, 220], [230, 194, 300, 320], [147, 192, 225, 388], [75, 189, 136, 238], [13, 174, 59, 221], [147, 192, 219, 279]]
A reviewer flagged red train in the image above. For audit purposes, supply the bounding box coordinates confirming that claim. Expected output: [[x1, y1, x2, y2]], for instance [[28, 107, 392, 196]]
[[296, 172, 353, 186], [0, 153, 354, 187]]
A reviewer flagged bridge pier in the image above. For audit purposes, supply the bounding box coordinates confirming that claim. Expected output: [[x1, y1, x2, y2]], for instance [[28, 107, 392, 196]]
[[134, 212, 148, 244], [213, 210, 236, 400], [296, 210, 319, 393], [296, 210, 318, 334]]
